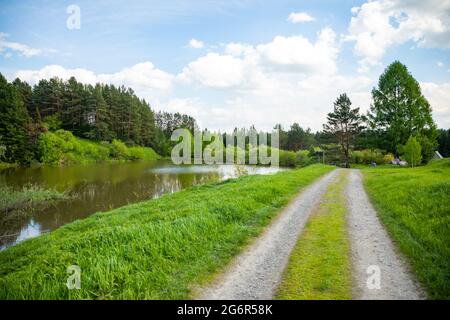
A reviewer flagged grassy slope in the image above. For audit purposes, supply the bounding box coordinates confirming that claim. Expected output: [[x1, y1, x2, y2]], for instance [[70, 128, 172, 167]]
[[0, 164, 334, 299], [38, 130, 161, 165], [362, 159, 450, 299], [276, 171, 351, 299]]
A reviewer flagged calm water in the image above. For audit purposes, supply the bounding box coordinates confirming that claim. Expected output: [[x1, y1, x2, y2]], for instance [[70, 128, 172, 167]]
[[0, 160, 283, 249]]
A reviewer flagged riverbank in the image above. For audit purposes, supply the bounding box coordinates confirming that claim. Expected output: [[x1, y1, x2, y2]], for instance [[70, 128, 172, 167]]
[[361, 159, 450, 299], [0, 164, 334, 299]]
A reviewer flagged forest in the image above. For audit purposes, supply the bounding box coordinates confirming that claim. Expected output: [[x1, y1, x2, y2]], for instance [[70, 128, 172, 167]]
[[0, 61, 449, 167]]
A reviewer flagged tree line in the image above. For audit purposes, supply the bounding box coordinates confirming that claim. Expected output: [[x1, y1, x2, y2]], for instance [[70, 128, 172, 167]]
[[0, 73, 196, 164], [322, 61, 441, 167], [1, 60, 449, 167]]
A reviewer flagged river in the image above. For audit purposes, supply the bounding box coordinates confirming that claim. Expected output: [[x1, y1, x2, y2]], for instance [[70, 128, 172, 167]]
[[0, 160, 283, 249]]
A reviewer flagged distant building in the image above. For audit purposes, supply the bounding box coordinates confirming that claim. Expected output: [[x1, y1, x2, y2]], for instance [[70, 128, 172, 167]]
[[433, 151, 443, 160]]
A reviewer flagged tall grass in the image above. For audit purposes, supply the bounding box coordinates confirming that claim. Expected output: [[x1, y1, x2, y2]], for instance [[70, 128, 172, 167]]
[[0, 164, 334, 299], [0, 185, 67, 214], [362, 159, 450, 299]]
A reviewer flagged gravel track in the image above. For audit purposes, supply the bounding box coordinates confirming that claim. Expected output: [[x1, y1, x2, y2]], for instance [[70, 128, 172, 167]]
[[197, 169, 340, 300], [346, 169, 425, 299]]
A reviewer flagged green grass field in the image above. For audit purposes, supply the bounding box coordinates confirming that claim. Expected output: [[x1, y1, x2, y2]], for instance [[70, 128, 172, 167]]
[[0, 164, 334, 299], [362, 159, 450, 299], [276, 171, 351, 299]]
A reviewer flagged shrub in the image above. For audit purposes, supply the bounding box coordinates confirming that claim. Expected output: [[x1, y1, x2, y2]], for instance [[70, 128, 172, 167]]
[[109, 139, 129, 159], [351, 149, 385, 165], [38, 132, 64, 165], [383, 153, 394, 164], [127, 147, 145, 160], [296, 150, 314, 167], [279, 150, 297, 167], [351, 150, 364, 164], [42, 114, 62, 131]]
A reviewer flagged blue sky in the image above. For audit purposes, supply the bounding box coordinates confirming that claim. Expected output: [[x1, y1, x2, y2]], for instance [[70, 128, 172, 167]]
[[1, 0, 449, 130]]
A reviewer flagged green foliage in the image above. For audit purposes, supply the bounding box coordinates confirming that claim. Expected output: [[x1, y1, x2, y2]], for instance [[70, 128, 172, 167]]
[[402, 136, 422, 167], [42, 114, 62, 131], [350, 149, 387, 165], [368, 61, 437, 155], [417, 133, 438, 164], [383, 153, 395, 164], [296, 150, 314, 167], [0, 138, 6, 160], [38, 130, 159, 165], [279, 150, 297, 167], [0, 74, 33, 164], [0, 165, 334, 299], [323, 93, 364, 168], [362, 159, 450, 299], [109, 139, 129, 159]]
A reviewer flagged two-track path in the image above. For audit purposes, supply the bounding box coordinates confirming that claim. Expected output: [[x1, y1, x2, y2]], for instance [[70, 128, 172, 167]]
[[346, 170, 425, 299], [197, 169, 425, 300]]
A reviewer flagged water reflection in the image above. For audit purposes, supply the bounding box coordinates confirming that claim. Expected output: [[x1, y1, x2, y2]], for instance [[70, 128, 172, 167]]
[[0, 160, 283, 249]]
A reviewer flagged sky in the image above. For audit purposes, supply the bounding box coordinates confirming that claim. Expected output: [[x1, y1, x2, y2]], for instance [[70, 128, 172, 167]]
[[0, 0, 449, 131]]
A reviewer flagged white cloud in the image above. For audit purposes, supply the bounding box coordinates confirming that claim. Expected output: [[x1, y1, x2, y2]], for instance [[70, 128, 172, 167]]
[[346, 0, 450, 72], [421, 82, 450, 128], [437, 61, 444, 67], [15, 62, 174, 107], [257, 28, 338, 75], [180, 27, 339, 91], [287, 12, 315, 24], [178, 53, 248, 88], [0, 33, 43, 58], [188, 38, 204, 49], [16, 65, 98, 84]]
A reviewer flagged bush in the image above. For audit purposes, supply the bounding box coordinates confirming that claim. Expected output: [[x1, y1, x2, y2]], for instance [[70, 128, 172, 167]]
[[279, 150, 297, 167], [109, 139, 129, 159], [296, 150, 314, 167], [42, 114, 62, 131], [127, 147, 145, 160], [350, 149, 386, 165], [383, 153, 394, 164], [38, 131, 64, 165]]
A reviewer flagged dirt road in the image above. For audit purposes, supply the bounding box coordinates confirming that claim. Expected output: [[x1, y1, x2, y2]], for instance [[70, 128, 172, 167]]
[[197, 169, 424, 300]]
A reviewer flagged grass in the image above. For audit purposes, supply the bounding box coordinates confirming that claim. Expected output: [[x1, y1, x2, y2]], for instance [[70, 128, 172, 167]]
[[0, 164, 334, 299], [0, 162, 17, 171], [0, 184, 68, 214], [361, 159, 450, 299], [276, 171, 351, 300], [0, 185, 69, 240]]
